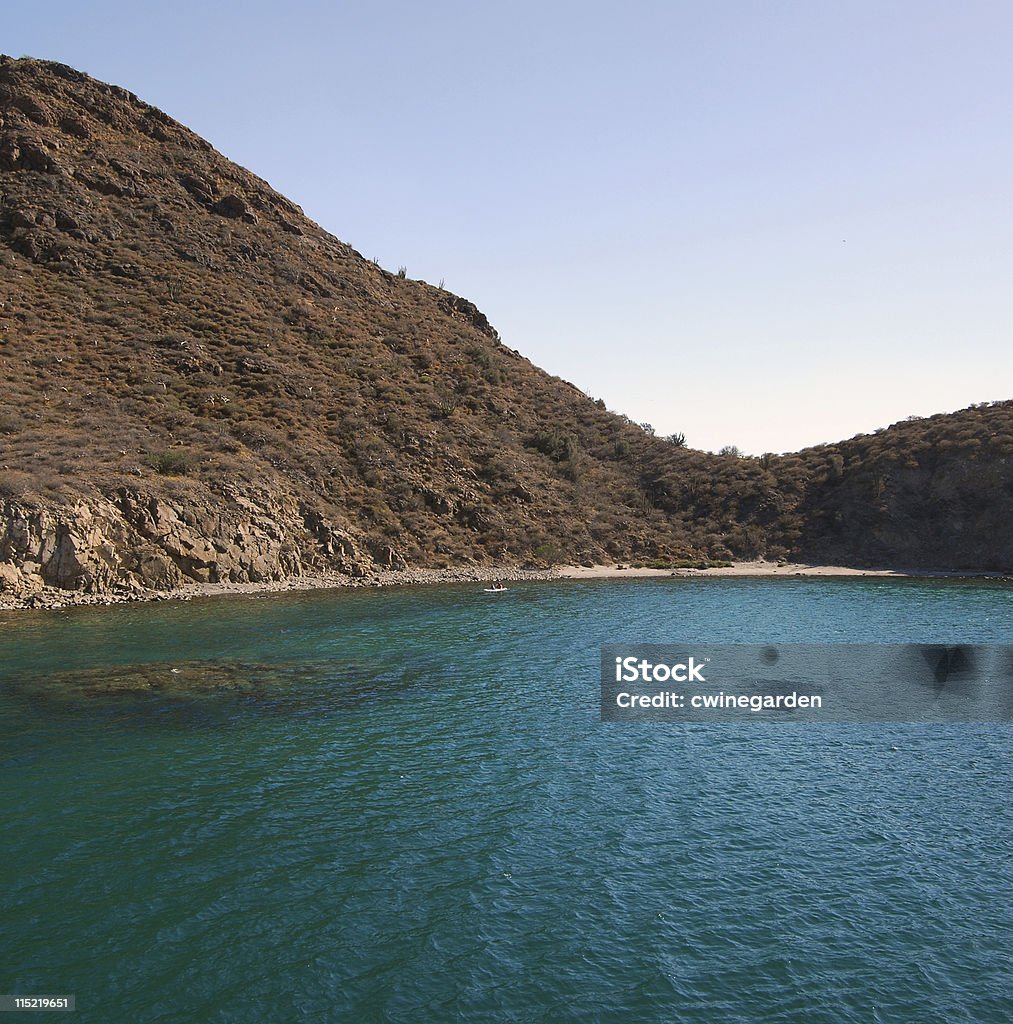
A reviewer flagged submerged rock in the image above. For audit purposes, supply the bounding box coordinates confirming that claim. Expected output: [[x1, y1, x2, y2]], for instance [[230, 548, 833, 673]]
[[16, 658, 321, 700]]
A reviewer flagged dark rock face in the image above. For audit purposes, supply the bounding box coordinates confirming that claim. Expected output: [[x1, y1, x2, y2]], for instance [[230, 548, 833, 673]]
[[0, 55, 1010, 606], [441, 294, 498, 339], [794, 449, 1013, 572], [211, 194, 257, 223], [179, 172, 216, 203]]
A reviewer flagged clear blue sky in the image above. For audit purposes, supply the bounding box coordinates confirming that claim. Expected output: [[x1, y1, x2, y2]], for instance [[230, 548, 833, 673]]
[[8, 1, 1013, 452]]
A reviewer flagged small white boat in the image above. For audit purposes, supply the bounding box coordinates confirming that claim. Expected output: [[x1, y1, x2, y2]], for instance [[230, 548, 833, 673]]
[[483, 587, 509, 593]]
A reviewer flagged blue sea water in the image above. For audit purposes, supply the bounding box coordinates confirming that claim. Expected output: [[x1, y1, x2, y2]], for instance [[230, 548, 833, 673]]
[[1, 576, 1012, 1023]]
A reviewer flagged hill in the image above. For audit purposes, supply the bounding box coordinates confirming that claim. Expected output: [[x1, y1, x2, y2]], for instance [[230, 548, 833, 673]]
[[1, 57, 1010, 604], [639, 402, 1013, 572]]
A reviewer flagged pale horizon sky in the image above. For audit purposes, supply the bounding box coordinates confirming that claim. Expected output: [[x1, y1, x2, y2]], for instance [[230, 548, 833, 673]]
[[7, 1, 1013, 453]]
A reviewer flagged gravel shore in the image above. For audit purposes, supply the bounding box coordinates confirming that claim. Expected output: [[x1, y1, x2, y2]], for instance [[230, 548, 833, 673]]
[[0, 565, 558, 612], [2, 560, 1007, 613]]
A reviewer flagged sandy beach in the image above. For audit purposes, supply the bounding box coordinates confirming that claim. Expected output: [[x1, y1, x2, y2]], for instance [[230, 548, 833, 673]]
[[557, 561, 940, 579]]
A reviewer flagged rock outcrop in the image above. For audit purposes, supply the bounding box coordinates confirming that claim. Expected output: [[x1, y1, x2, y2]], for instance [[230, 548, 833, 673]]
[[0, 491, 373, 599]]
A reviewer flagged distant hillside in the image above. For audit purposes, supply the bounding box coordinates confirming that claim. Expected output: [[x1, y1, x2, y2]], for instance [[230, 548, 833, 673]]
[[1, 56, 1010, 603], [639, 402, 1013, 572], [793, 404, 1013, 571]]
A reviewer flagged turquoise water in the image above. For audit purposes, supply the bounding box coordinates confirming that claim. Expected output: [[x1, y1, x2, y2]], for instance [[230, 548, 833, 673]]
[[2, 577, 1012, 1023]]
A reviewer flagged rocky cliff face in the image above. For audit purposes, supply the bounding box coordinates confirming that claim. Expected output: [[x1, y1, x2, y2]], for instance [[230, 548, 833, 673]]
[[0, 489, 370, 600], [0, 56, 1010, 607]]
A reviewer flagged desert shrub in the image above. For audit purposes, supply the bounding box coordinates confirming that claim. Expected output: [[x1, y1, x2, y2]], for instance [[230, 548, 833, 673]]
[[147, 448, 193, 475], [0, 412, 24, 434], [528, 430, 574, 463], [531, 541, 562, 563]]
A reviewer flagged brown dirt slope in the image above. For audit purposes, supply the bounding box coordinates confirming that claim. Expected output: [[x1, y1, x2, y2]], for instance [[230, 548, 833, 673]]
[[0, 57, 1010, 600]]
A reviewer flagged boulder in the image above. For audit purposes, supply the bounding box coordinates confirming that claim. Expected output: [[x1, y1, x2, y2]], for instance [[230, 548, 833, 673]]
[[212, 194, 258, 224]]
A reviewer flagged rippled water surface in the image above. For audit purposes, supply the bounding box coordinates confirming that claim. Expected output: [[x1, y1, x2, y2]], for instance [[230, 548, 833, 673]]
[[2, 577, 1012, 1022]]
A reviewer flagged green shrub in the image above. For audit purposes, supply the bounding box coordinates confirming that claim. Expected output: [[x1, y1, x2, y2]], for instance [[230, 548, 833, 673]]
[[147, 449, 193, 475]]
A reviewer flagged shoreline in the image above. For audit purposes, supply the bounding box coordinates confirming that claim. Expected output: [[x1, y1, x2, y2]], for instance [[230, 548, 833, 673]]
[[1, 560, 1010, 613], [555, 560, 1013, 580]]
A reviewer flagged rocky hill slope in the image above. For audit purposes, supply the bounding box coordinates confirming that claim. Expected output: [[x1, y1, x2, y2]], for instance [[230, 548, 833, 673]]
[[639, 401, 1013, 573], [1, 57, 1010, 604]]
